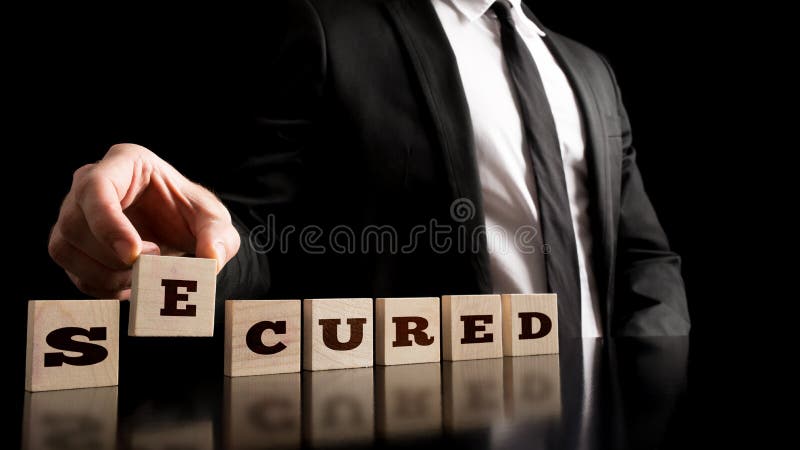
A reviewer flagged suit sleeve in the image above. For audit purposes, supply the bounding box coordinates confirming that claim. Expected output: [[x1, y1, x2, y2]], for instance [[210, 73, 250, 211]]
[[214, 0, 327, 303], [600, 57, 691, 336]]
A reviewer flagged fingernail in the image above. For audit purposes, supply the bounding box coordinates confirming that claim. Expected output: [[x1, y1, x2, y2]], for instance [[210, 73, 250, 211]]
[[113, 240, 133, 263], [214, 243, 227, 271], [141, 241, 161, 255]]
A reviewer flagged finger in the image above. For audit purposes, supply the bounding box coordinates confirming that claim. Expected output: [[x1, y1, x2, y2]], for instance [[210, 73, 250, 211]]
[[194, 217, 241, 273], [51, 237, 133, 294], [55, 197, 135, 270], [76, 169, 143, 264], [66, 270, 131, 300]]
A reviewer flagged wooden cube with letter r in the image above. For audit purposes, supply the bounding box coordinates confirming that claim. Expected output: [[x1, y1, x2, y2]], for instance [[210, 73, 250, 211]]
[[128, 254, 217, 337], [376, 297, 440, 366]]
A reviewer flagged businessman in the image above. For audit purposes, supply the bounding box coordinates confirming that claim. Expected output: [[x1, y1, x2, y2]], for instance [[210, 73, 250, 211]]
[[47, 0, 690, 337]]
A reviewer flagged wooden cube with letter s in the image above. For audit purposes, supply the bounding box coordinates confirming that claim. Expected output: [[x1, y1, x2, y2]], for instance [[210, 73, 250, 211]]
[[25, 300, 120, 391]]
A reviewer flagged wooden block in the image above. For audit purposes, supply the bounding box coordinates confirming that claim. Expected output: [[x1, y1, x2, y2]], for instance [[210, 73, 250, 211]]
[[302, 298, 373, 371], [376, 363, 442, 438], [25, 300, 119, 392], [442, 294, 502, 361], [224, 373, 301, 449], [442, 358, 504, 430], [376, 297, 440, 366], [503, 354, 561, 422], [128, 254, 217, 337], [128, 419, 214, 450], [303, 367, 374, 446], [22, 386, 118, 450], [501, 294, 559, 356], [224, 300, 301, 376]]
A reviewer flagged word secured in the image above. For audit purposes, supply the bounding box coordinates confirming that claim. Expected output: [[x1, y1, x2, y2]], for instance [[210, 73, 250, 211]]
[[25, 256, 558, 392]]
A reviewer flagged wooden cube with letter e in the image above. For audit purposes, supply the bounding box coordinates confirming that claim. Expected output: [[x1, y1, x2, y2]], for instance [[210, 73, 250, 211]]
[[25, 300, 119, 392], [303, 298, 373, 371], [224, 300, 301, 376], [376, 297, 440, 366], [501, 294, 559, 356], [442, 294, 503, 361], [128, 254, 217, 337]]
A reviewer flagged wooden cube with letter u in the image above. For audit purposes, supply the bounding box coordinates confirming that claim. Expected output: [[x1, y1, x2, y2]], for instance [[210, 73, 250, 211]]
[[303, 298, 373, 371], [128, 254, 217, 337], [442, 294, 502, 361], [25, 300, 119, 392]]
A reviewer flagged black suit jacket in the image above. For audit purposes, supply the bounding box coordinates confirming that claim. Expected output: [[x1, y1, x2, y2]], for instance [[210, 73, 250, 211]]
[[216, 0, 690, 337]]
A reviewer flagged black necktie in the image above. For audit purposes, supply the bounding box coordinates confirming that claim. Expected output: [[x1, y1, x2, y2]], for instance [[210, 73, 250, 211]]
[[491, 1, 582, 337]]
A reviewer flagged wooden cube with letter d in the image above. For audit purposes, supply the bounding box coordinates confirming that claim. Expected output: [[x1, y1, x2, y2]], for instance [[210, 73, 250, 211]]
[[501, 293, 559, 356]]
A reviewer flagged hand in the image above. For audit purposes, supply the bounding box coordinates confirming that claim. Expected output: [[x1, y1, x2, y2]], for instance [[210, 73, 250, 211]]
[[48, 143, 240, 299]]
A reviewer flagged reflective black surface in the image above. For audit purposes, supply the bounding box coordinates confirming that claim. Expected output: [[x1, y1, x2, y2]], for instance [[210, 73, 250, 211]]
[[18, 336, 690, 449]]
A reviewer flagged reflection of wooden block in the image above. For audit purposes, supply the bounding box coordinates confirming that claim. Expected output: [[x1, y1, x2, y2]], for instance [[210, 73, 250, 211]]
[[501, 294, 559, 356], [302, 298, 373, 371], [224, 373, 301, 449], [25, 300, 119, 392], [376, 363, 442, 438], [376, 297, 440, 366], [303, 367, 374, 446], [224, 300, 301, 376], [503, 354, 561, 422], [128, 254, 216, 337], [443, 359, 504, 430], [442, 295, 502, 361], [22, 386, 118, 450], [128, 419, 214, 450]]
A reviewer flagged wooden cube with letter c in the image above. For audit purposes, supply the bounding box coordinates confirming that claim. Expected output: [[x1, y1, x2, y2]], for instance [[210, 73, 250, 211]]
[[375, 297, 440, 366], [128, 254, 217, 337], [224, 300, 301, 376], [442, 294, 503, 361], [501, 293, 559, 356], [25, 300, 119, 391], [302, 298, 373, 371]]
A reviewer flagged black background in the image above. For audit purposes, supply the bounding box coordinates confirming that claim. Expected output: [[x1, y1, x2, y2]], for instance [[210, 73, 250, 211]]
[[6, 2, 743, 445]]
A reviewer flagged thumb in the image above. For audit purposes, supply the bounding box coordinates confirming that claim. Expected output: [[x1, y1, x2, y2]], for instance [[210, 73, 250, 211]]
[[194, 217, 241, 273]]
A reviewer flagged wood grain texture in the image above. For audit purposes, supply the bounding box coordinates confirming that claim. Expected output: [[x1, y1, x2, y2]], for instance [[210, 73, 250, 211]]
[[376, 363, 442, 438], [442, 358, 505, 431], [303, 367, 374, 446], [501, 294, 559, 356], [224, 373, 301, 449], [128, 254, 216, 337], [375, 297, 440, 366], [25, 300, 119, 392], [224, 300, 301, 376], [302, 298, 373, 371], [442, 294, 503, 361], [22, 386, 118, 450]]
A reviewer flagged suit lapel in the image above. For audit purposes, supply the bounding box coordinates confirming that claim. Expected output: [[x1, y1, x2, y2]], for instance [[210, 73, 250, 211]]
[[522, 6, 616, 331], [384, 0, 491, 294]]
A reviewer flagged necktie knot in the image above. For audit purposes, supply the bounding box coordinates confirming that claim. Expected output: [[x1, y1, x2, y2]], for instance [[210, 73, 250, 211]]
[[490, 1, 513, 26]]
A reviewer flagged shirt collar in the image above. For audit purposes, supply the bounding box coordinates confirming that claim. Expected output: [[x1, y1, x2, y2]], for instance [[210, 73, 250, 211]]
[[447, 0, 546, 36]]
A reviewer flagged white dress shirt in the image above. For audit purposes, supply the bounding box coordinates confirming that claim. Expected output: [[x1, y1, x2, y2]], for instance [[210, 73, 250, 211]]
[[432, 0, 602, 337]]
